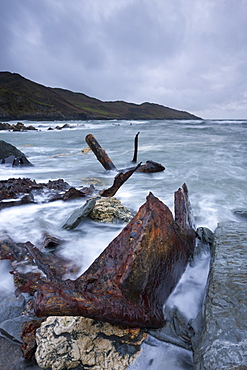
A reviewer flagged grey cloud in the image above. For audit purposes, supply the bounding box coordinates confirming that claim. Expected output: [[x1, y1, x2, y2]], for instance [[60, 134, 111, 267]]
[[0, 0, 247, 118]]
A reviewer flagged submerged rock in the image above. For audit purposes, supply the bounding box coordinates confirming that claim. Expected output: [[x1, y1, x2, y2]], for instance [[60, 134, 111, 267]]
[[233, 209, 247, 221], [193, 221, 247, 369], [35, 316, 146, 370]]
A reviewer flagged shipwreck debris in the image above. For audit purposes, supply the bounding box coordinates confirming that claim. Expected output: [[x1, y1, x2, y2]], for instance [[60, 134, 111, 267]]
[[85, 133, 165, 173], [34, 186, 195, 328], [85, 134, 117, 171]]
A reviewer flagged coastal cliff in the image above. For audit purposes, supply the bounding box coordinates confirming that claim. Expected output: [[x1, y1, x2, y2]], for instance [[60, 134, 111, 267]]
[[0, 72, 201, 121]]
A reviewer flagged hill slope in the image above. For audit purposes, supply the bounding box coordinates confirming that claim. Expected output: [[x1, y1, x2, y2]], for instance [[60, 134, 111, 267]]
[[0, 72, 201, 121]]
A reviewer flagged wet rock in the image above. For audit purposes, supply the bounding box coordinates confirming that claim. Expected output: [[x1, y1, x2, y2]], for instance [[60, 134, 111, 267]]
[[196, 226, 214, 245], [79, 177, 104, 187], [0, 336, 27, 370], [0, 140, 33, 166], [55, 123, 72, 130], [11, 122, 37, 131], [0, 122, 12, 130], [62, 196, 100, 229], [35, 188, 195, 329], [136, 160, 165, 173], [0, 293, 26, 322], [0, 122, 37, 131], [35, 316, 147, 370], [0, 177, 75, 209], [61, 186, 91, 201], [89, 197, 133, 223], [0, 292, 43, 361], [43, 233, 62, 249], [0, 315, 34, 343], [233, 209, 247, 221], [193, 222, 247, 369]]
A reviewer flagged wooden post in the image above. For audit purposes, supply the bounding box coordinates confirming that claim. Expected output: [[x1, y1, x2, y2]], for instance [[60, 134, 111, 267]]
[[85, 134, 117, 171]]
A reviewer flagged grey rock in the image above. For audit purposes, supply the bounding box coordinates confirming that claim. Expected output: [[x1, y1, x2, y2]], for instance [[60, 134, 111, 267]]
[[62, 196, 133, 229], [194, 221, 247, 369], [0, 337, 26, 370], [0, 315, 34, 343], [0, 293, 26, 323], [0, 140, 33, 166], [62, 196, 99, 229], [196, 226, 214, 245]]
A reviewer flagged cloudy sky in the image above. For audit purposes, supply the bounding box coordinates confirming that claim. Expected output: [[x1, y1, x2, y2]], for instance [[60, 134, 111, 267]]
[[1, 0, 247, 119]]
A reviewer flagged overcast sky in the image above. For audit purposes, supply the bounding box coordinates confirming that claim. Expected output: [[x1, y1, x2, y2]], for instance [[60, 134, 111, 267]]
[[1, 0, 247, 119]]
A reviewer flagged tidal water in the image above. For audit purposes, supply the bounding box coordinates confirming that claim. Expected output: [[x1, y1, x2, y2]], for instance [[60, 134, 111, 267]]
[[0, 119, 246, 369]]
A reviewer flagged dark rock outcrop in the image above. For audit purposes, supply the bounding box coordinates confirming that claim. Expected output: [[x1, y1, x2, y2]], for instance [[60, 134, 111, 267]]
[[0, 177, 94, 210], [34, 186, 196, 328], [0, 122, 37, 131], [0, 140, 33, 166]]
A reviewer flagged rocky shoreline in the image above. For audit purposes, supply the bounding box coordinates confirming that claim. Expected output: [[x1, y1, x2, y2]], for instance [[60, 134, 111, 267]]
[[0, 141, 246, 368], [2, 219, 246, 369]]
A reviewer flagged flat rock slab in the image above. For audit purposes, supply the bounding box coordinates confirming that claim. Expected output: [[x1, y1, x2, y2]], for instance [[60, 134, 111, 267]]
[[194, 221, 247, 369]]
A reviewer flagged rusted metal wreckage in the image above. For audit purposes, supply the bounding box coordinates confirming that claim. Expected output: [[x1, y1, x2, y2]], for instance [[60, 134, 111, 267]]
[[34, 184, 195, 328], [0, 134, 195, 329], [0, 183, 195, 329], [85, 133, 165, 173]]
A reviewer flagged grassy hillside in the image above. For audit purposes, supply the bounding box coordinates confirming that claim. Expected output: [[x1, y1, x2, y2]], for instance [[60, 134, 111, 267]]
[[0, 72, 201, 120]]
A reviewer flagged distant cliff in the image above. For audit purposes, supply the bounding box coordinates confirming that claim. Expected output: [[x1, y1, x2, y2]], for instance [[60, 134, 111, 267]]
[[0, 72, 201, 121]]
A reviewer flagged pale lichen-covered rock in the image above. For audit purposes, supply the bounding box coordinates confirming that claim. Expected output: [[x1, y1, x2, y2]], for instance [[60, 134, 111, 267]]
[[89, 197, 133, 223], [35, 316, 146, 370], [79, 177, 104, 187]]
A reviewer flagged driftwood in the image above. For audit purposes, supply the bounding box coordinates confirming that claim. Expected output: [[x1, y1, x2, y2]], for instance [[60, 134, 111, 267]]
[[34, 185, 195, 328], [86, 133, 165, 173]]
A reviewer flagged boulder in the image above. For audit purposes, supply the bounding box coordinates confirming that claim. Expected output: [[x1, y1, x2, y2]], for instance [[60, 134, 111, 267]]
[[35, 316, 146, 370], [89, 197, 133, 223], [35, 186, 196, 329], [0, 140, 33, 166]]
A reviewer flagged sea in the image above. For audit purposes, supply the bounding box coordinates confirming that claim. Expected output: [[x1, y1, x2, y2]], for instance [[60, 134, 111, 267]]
[[0, 118, 246, 369]]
